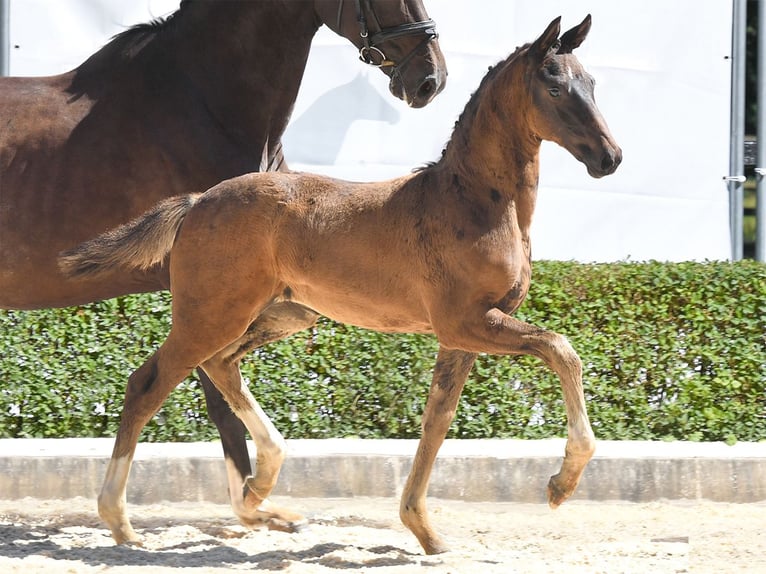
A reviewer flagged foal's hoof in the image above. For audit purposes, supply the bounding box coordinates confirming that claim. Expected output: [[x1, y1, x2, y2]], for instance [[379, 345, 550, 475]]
[[546, 475, 569, 509], [106, 524, 143, 546], [266, 515, 310, 534], [119, 538, 145, 548], [239, 498, 309, 533], [110, 531, 143, 547], [239, 513, 309, 533], [423, 539, 451, 555]]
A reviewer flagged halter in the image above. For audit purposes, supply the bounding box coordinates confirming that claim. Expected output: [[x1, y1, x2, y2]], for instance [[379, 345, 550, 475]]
[[336, 0, 438, 70]]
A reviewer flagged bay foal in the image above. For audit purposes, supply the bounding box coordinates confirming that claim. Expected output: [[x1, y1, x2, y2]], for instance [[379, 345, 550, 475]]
[[61, 15, 621, 554]]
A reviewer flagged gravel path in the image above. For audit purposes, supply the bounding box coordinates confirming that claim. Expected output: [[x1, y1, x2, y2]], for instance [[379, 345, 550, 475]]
[[1, 497, 764, 573]]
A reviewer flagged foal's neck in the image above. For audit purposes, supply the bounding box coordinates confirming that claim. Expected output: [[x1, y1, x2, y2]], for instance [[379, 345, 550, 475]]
[[439, 84, 541, 232]]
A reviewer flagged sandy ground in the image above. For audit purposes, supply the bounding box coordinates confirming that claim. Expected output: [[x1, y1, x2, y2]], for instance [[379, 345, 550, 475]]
[[0, 496, 764, 573]]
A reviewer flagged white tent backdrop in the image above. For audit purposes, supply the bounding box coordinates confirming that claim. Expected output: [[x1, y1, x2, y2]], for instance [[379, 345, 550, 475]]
[[8, 0, 733, 262]]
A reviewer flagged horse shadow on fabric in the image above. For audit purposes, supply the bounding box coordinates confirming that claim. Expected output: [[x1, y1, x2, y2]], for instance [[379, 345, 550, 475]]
[[0, 514, 423, 570], [283, 73, 401, 165]]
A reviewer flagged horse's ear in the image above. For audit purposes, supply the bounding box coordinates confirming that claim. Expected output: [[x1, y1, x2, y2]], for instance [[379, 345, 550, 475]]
[[559, 14, 592, 54], [530, 16, 561, 59]]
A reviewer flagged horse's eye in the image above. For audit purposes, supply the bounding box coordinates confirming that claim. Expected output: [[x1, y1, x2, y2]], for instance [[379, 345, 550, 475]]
[[548, 87, 561, 98]]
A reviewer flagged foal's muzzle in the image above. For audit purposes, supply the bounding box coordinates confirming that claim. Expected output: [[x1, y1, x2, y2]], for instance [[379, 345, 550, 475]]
[[590, 145, 622, 178], [582, 137, 622, 179]]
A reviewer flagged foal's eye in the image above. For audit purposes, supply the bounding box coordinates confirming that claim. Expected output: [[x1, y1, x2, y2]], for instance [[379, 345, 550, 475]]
[[548, 87, 561, 98]]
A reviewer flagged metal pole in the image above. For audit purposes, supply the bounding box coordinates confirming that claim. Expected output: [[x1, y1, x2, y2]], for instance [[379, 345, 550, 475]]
[[757, 0, 766, 261], [0, 0, 8, 76], [728, 0, 747, 261]]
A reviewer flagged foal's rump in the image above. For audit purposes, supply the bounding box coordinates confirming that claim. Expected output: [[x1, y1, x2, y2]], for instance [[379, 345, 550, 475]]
[[57, 170, 296, 282], [59, 193, 201, 279]]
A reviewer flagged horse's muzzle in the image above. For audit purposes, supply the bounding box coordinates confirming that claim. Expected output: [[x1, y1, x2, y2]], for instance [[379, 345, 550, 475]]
[[390, 70, 446, 109], [413, 73, 446, 108]]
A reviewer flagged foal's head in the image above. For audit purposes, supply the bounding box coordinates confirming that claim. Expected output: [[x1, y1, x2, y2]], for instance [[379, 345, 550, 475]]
[[522, 16, 622, 178]]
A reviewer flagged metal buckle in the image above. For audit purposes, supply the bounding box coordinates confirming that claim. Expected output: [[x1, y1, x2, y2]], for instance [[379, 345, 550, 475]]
[[359, 46, 393, 67]]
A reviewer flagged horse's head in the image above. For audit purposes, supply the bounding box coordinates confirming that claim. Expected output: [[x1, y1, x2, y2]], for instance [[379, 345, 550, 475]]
[[316, 0, 447, 108], [524, 15, 621, 178]]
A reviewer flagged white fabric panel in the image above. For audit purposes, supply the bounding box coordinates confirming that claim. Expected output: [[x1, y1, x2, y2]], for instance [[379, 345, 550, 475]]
[[9, 0, 178, 75], [8, 0, 733, 262]]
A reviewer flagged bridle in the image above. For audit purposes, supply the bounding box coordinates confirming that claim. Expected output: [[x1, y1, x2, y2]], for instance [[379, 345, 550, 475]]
[[262, 1, 436, 174], [336, 0, 438, 70]]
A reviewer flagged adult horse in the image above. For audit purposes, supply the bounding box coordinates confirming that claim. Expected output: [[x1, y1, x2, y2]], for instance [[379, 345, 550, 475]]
[[0, 0, 445, 531], [60, 15, 621, 553]]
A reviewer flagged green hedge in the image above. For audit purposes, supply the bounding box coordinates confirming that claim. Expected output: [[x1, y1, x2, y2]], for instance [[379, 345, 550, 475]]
[[1, 261, 764, 443]]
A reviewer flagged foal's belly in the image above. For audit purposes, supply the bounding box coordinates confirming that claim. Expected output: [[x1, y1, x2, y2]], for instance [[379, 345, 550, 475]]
[[288, 285, 433, 335]]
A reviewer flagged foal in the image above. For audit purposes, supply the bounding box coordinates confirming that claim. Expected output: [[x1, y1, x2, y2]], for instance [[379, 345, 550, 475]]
[[61, 15, 621, 555]]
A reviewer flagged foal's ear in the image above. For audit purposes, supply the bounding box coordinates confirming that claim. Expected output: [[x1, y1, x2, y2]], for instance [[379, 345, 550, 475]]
[[530, 16, 561, 58], [559, 14, 592, 54]]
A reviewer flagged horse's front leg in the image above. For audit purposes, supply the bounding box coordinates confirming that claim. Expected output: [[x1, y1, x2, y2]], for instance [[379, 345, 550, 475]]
[[400, 347, 477, 555]]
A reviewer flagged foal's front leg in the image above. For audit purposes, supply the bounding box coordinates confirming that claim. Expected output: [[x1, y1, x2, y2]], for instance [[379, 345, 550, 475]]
[[458, 308, 596, 508], [400, 348, 477, 555]]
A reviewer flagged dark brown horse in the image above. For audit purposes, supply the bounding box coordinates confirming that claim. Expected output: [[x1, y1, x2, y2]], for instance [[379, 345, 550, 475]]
[[0, 0, 445, 531], [60, 15, 620, 553]]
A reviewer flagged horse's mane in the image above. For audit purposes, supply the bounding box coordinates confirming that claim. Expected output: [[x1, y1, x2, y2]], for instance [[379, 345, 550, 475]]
[[107, 17, 178, 58], [414, 43, 531, 173], [68, 3, 190, 97]]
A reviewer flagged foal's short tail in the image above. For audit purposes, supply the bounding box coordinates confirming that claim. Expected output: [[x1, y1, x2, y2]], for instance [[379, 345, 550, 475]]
[[59, 194, 201, 279]]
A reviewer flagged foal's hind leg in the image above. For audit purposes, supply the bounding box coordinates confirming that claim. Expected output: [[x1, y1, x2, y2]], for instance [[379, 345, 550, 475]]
[[198, 369, 251, 500], [99, 298, 276, 544], [201, 302, 319, 529], [400, 348, 477, 555], [98, 338, 200, 544], [199, 308, 318, 532]]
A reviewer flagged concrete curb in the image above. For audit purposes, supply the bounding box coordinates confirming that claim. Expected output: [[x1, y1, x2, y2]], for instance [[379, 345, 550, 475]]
[[1, 438, 765, 504]]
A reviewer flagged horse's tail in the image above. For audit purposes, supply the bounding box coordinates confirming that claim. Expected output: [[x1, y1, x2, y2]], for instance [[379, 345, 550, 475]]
[[58, 194, 201, 279]]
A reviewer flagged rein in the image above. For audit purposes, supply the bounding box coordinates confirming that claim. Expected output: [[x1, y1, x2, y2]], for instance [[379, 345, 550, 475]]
[[336, 0, 438, 69]]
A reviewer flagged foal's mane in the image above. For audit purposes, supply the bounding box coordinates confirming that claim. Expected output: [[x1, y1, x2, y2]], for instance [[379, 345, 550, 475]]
[[415, 43, 532, 172]]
